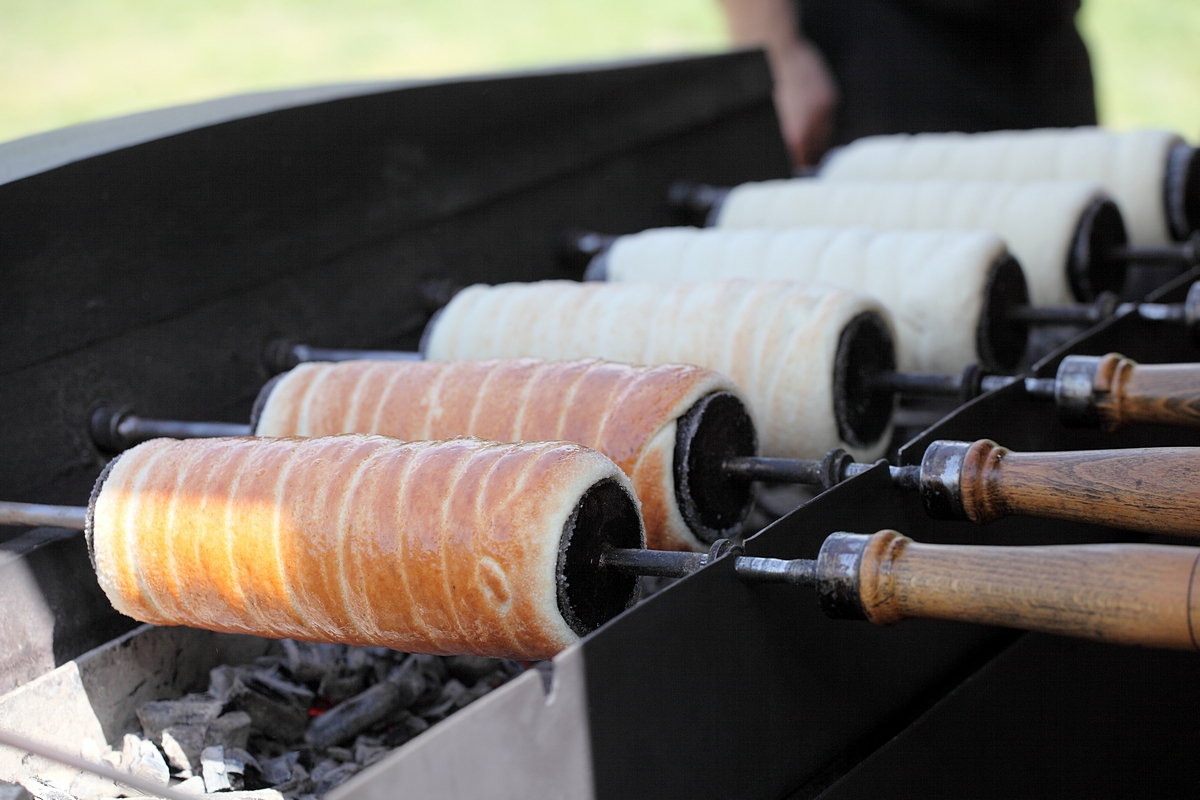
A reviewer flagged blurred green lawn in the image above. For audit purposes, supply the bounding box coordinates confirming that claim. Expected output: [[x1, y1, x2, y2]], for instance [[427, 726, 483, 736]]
[[0, 0, 1196, 145]]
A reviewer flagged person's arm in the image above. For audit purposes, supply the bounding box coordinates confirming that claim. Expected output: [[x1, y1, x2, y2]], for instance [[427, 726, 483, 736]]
[[718, 0, 837, 166]]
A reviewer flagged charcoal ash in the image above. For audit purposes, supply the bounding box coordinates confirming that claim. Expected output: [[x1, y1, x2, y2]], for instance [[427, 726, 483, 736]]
[[63, 644, 533, 800], [0, 781, 30, 800]]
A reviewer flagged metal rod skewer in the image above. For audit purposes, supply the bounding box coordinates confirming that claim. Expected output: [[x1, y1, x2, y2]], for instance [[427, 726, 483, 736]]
[[0, 726, 195, 800], [0, 501, 87, 530]]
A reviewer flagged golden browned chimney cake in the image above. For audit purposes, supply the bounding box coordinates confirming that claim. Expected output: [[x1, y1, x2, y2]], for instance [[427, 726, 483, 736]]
[[88, 435, 644, 660], [252, 358, 751, 551]]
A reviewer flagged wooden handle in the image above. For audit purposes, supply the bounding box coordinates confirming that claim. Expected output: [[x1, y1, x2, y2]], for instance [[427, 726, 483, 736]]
[[953, 440, 1200, 537], [1090, 353, 1200, 431], [856, 530, 1200, 650]]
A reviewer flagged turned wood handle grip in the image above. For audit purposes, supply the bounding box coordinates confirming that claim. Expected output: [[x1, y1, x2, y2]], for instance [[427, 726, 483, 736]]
[[951, 441, 1200, 537], [857, 531, 1200, 650], [1089, 353, 1200, 431]]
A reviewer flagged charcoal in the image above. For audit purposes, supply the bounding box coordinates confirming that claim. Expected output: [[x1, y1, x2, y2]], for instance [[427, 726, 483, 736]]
[[304, 659, 425, 750], [352, 734, 383, 749], [270, 762, 310, 798], [258, 753, 299, 787], [227, 748, 261, 774], [247, 672, 316, 709], [323, 747, 354, 763], [175, 775, 207, 794], [457, 676, 501, 710], [225, 752, 246, 778], [281, 641, 345, 683], [67, 769, 121, 800], [419, 696, 457, 724], [361, 647, 391, 659], [0, 781, 30, 800], [381, 714, 428, 748], [161, 728, 197, 773], [310, 762, 358, 795], [121, 733, 170, 787], [308, 761, 339, 782], [354, 743, 389, 767], [14, 778, 71, 800], [416, 678, 466, 721], [409, 654, 447, 685], [227, 680, 309, 743], [137, 696, 223, 743], [209, 663, 264, 705], [317, 670, 366, 703], [343, 648, 375, 673], [254, 654, 285, 669], [206, 711, 253, 751], [444, 655, 501, 686], [201, 746, 232, 793]]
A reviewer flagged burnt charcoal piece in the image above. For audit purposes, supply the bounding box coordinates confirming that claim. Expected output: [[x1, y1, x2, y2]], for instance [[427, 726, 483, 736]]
[[311, 761, 359, 795], [409, 654, 447, 685], [457, 675, 502, 709], [209, 663, 257, 704], [248, 672, 316, 709], [318, 670, 367, 703], [137, 695, 224, 743], [443, 655, 502, 686], [354, 742, 390, 767], [282, 641, 346, 683], [271, 762, 311, 797], [227, 680, 310, 744], [206, 711, 253, 751], [382, 715, 429, 748], [0, 782, 30, 800], [304, 676, 427, 753], [324, 747, 354, 763], [160, 728, 198, 773], [201, 745, 233, 793], [343, 648, 376, 672], [0, 782, 29, 800], [304, 659, 425, 750], [258, 753, 300, 787], [121, 733, 170, 787], [418, 679, 467, 723], [13, 778, 70, 800]]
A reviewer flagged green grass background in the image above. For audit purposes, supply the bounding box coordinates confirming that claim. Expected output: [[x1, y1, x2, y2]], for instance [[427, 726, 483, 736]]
[[0, 0, 1196, 144]]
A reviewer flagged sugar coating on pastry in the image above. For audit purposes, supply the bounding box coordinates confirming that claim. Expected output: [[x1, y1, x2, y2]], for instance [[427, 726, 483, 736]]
[[88, 434, 644, 660], [715, 178, 1107, 305], [605, 226, 1012, 373], [253, 358, 749, 551], [423, 279, 894, 462], [821, 127, 1182, 246]]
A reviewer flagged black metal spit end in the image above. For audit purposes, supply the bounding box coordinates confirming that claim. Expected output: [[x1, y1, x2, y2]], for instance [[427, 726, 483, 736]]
[[90, 406, 252, 453], [599, 537, 819, 587]]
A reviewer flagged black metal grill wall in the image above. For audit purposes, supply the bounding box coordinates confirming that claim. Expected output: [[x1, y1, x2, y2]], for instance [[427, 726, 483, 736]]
[[0, 51, 790, 686]]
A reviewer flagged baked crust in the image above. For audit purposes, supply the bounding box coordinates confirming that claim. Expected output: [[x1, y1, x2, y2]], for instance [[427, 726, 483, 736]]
[[423, 280, 892, 462], [254, 359, 746, 551], [606, 226, 1009, 374], [822, 128, 1182, 246], [717, 178, 1105, 306], [90, 434, 641, 660]]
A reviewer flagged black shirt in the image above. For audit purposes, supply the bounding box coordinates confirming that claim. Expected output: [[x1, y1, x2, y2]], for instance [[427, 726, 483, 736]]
[[798, 0, 1097, 145]]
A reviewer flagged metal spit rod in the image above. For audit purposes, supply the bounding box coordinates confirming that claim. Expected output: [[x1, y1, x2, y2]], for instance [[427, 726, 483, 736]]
[[1003, 291, 1193, 327], [0, 726, 196, 800], [0, 501, 87, 530], [599, 540, 818, 585], [867, 370, 1054, 399]]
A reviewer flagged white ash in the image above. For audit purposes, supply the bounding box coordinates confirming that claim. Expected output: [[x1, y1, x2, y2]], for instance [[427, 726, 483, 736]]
[[66, 643, 531, 800]]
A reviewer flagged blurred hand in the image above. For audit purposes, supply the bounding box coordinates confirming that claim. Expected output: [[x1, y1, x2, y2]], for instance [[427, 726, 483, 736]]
[[768, 37, 837, 166], [718, 0, 839, 167]]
